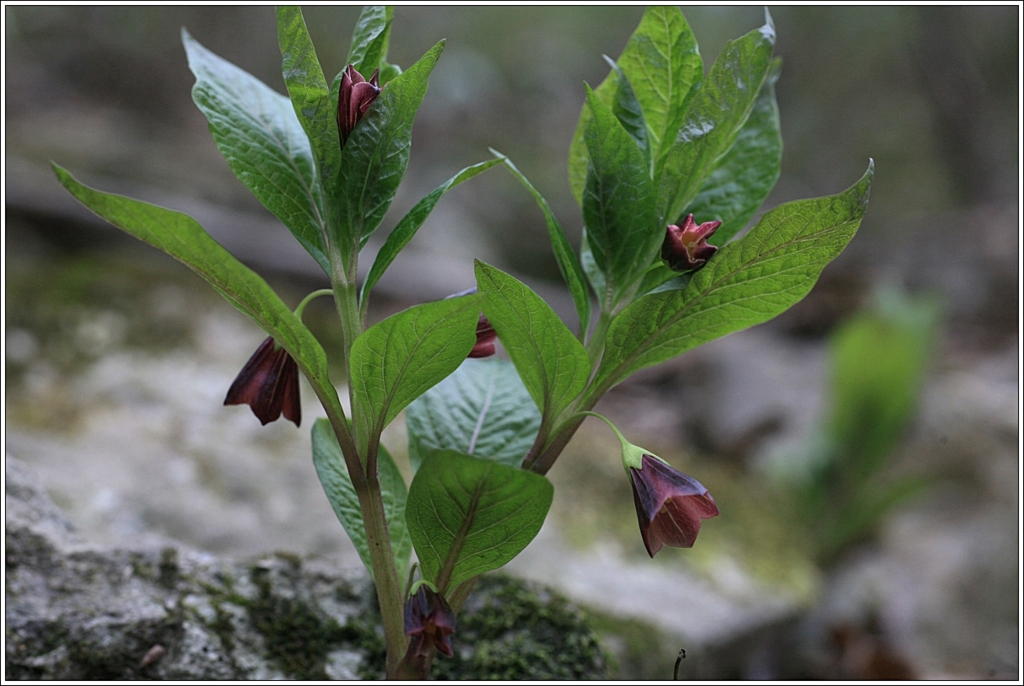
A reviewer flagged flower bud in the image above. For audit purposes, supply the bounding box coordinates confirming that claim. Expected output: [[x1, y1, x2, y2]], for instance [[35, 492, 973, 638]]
[[404, 584, 457, 659], [223, 337, 301, 426], [337, 64, 381, 148], [661, 214, 722, 271], [468, 315, 497, 358]]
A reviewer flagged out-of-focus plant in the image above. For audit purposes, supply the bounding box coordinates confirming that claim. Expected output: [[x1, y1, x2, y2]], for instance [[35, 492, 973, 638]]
[[52, 5, 872, 678], [769, 290, 938, 562]]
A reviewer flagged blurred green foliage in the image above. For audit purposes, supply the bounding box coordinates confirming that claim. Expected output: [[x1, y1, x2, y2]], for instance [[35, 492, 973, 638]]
[[773, 289, 940, 562]]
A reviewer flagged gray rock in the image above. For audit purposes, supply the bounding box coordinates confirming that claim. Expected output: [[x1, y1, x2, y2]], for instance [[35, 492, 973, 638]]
[[5, 457, 607, 680]]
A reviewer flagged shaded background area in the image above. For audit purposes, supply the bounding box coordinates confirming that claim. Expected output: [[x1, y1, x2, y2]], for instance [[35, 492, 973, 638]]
[[5, 6, 1019, 680]]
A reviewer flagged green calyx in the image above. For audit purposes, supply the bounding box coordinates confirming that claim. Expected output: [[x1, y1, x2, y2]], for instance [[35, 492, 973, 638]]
[[577, 411, 658, 473]]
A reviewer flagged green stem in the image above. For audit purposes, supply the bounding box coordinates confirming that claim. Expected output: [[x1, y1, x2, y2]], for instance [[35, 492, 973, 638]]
[[528, 413, 586, 476], [585, 309, 611, 365], [575, 411, 629, 446], [294, 288, 334, 320], [324, 242, 407, 675], [332, 281, 361, 379], [353, 473, 406, 678]]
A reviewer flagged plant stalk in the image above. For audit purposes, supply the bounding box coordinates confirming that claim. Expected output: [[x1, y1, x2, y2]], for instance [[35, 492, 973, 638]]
[[326, 245, 407, 675], [353, 473, 407, 678]]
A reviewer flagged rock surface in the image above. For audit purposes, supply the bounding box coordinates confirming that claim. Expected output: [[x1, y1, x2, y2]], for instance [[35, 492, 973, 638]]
[[4, 457, 607, 680]]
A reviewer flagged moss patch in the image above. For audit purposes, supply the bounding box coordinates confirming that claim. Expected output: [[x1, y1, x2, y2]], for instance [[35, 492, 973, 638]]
[[430, 574, 607, 680], [244, 564, 352, 680]]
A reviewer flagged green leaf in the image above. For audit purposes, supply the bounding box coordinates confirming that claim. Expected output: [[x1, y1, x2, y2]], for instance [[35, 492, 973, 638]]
[[312, 418, 411, 582], [603, 56, 650, 168], [406, 450, 553, 592], [491, 151, 591, 338], [52, 164, 343, 421], [582, 87, 661, 309], [658, 12, 776, 226], [336, 41, 444, 250], [407, 358, 541, 472], [688, 58, 783, 246], [361, 158, 502, 309], [349, 293, 482, 451], [474, 261, 590, 423], [277, 8, 341, 239], [569, 6, 702, 204], [636, 265, 692, 297], [593, 162, 874, 394], [345, 5, 394, 77], [183, 30, 329, 275]]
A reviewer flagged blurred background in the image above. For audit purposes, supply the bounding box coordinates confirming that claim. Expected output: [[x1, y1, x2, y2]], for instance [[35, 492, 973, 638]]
[[5, 5, 1019, 679]]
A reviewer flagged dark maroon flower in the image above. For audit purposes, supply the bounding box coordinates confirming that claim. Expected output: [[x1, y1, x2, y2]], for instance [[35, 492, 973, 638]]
[[629, 454, 719, 557], [661, 214, 722, 271], [468, 315, 497, 358], [404, 585, 456, 659], [223, 337, 301, 427], [337, 64, 381, 148]]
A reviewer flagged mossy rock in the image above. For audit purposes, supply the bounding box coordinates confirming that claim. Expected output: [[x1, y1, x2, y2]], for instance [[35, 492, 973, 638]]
[[5, 458, 607, 680], [425, 575, 607, 680]]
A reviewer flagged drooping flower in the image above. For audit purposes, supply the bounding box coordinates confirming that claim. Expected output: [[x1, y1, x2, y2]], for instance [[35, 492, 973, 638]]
[[629, 453, 719, 557], [337, 64, 381, 148], [404, 584, 457, 658], [661, 214, 722, 271], [584, 412, 720, 558], [223, 337, 301, 427], [468, 315, 497, 358]]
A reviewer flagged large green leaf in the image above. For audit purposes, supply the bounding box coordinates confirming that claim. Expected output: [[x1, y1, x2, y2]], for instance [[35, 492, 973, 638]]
[[312, 418, 411, 583], [336, 41, 444, 250], [345, 5, 394, 78], [687, 58, 783, 247], [592, 162, 873, 395], [360, 158, 502, 311], [276, 7, 341, 233], [492, 151, 591, 338], [474, 261, 590, 423], [406, 450, 553, 593], [658, 13, 776, 227], [569, 6, 703, 205], [183, 29, 329, 275], [349, 293, 482, 451], [406, 358, 541, 472], [582, 88, 661, 310], [53, 165, 343, 421]]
